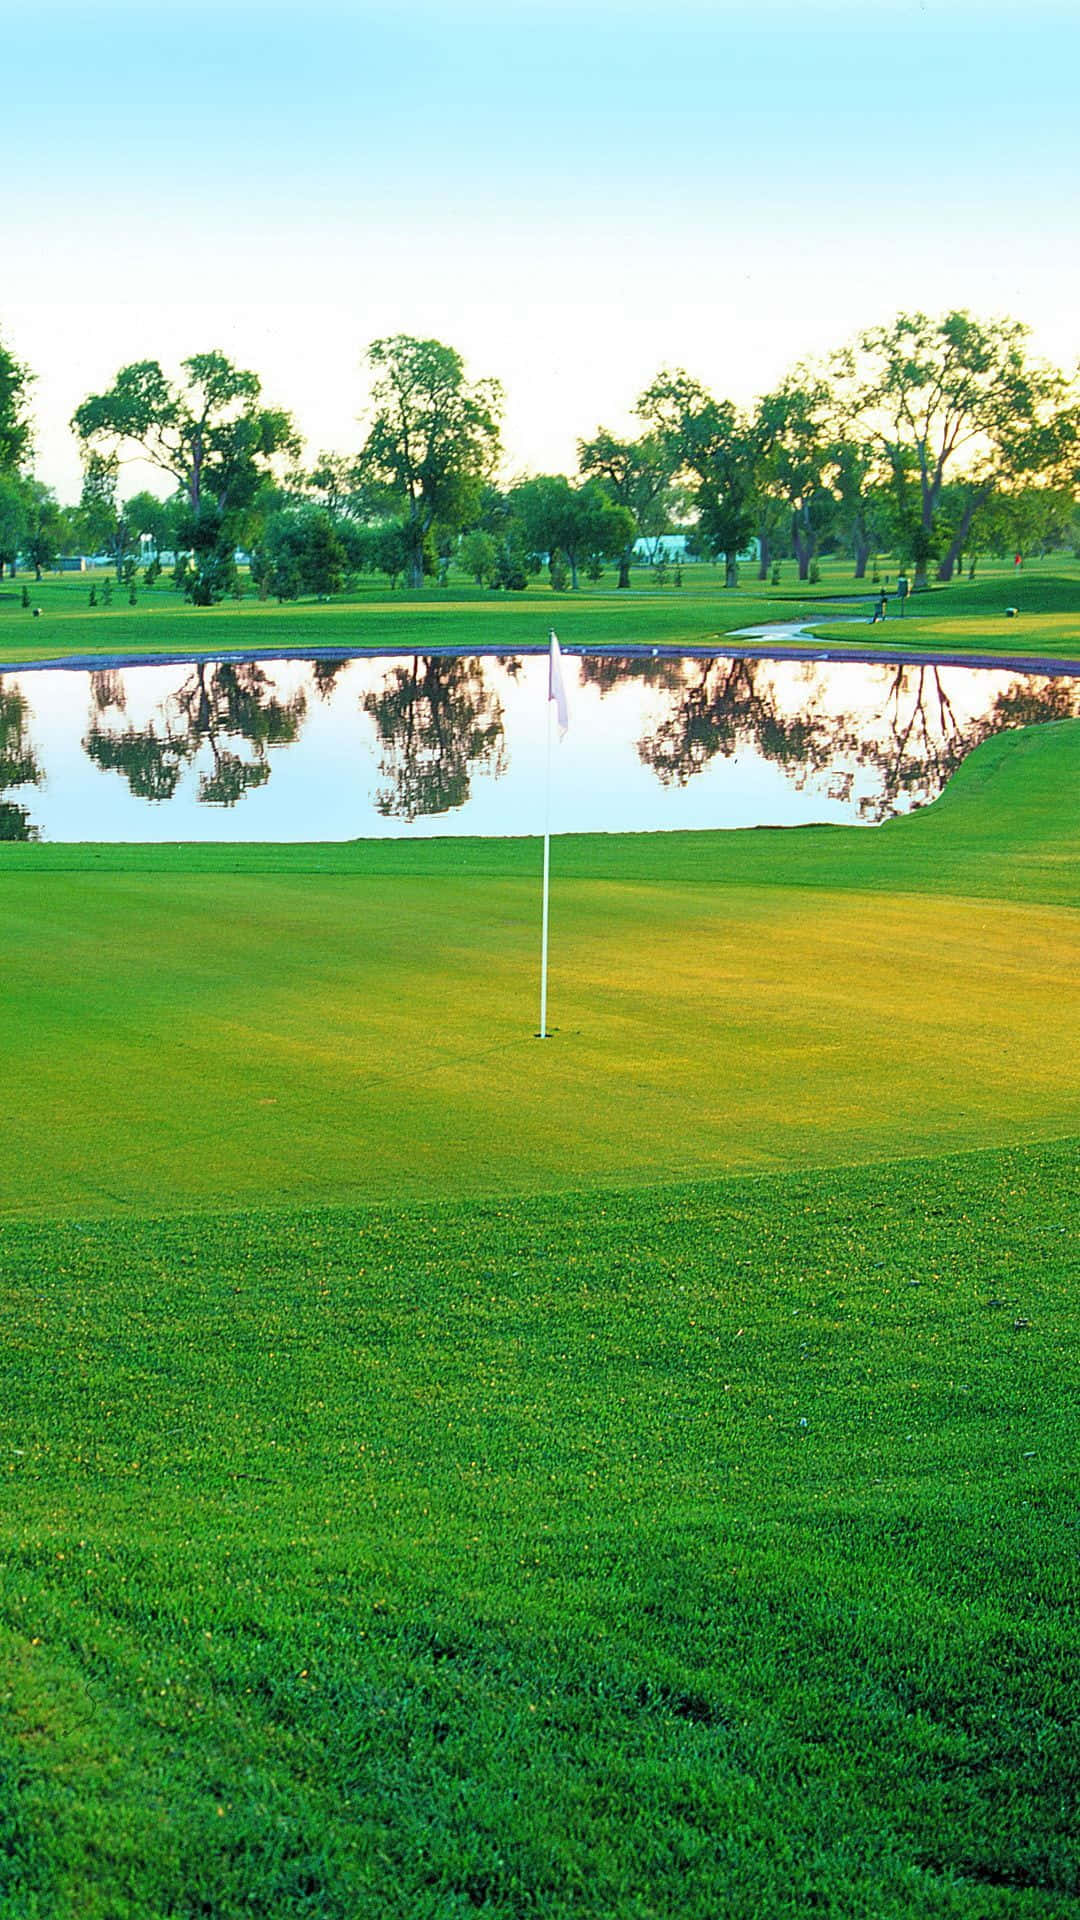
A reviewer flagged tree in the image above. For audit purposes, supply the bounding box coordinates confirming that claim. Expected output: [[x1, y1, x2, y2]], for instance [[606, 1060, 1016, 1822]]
[[576, 428, 676, 588], [73, 351, 299, 604], [638, 373, 756, 587], [753, 376, 838, 582], [0, 473, 27, 578], [76, 455, 138, 576], [357, 336, 503, 591], [512, 475, 634, 590], [0, 332, 32, 476], [124, 490, 180, 563], [830, 442, 896, 579], [251, 509, 346, 601], [834, 311, 1070, 588], [19, 480, 63, 579], [459, 529, 498, 586]]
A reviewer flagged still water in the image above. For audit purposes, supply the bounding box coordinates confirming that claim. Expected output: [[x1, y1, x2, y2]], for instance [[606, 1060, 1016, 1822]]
[[1, 649, 1075, 842]]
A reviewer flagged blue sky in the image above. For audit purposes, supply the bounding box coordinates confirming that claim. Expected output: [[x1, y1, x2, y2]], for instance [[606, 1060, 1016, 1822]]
[[5, 0, 1078, 499]]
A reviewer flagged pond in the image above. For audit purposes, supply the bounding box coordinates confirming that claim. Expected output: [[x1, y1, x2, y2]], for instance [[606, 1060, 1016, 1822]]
[[0, 648, 1076, 842]]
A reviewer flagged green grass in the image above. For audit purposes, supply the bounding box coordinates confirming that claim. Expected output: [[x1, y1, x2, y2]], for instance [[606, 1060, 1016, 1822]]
[[0, 713, 1076, 1914], [1, 724, 1077, 1219], [1, 1144, 1076, 1918], [2, 553, 1077, 668]]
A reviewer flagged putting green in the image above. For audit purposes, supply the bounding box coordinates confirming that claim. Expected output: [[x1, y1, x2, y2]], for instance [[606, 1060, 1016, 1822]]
[[2, 808, 1076, 1217]]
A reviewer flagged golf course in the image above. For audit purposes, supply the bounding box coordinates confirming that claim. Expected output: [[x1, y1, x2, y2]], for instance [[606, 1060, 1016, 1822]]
[[0, 562, 1077, 1917]]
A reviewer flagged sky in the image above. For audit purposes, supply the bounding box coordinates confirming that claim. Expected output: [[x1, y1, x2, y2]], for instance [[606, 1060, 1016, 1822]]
[[4, 0, 1078, 503]]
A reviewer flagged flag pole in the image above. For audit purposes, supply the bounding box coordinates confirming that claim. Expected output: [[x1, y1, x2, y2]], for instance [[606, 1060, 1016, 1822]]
[[539, 629, 568, 1039], [539, 679, 553, 1038]]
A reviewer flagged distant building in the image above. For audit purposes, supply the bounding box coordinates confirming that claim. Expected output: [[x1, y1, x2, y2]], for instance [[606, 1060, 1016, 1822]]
[[632, 534, 694, 563], [632, 533, 760, 564]]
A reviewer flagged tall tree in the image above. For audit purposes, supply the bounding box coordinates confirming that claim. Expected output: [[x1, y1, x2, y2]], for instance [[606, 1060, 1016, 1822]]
[[754, 376, 837, 581], [77, 455, 137, 576], [19, 480, 63, 580], [0, 473, 26, 578], [829, 442, 896, 579], [834, 311, 1070, 588], [638, 372, 756, 587], [73, 352, 299, 603], [251, 509, 347, 601], [576, 428, 675, 588], [124, 490, 180, 563], [357, 337, 502, 591], [0, 332, 32, 476]]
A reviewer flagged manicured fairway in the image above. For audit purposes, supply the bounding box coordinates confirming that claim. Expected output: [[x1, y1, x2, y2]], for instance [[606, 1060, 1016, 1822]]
[[2, 555, 1078, 669], [0, 716, 1076, 1917]]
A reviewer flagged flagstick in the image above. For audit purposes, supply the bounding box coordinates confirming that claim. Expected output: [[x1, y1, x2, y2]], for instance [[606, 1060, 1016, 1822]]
[[539, 686, 553, 1038]]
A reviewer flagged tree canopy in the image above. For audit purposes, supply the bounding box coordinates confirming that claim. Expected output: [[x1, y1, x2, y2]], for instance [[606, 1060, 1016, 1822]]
[[0, 332, 32, 476], [72, 352, 299, 602], [357, 336, 503, 590], [638, 373, 757, 587], [834, 310, 1068, 585]]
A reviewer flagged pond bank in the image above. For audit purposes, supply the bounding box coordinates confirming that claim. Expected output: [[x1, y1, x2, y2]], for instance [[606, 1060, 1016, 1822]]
[[7, 625, 1080, 679]]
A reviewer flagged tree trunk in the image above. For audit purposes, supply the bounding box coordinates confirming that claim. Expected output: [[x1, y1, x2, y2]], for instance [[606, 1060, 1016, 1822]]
[[724, 552, 738, 588], [791, 508, 816, 582], [407, 514, 424, 588], [617, 550, 631, 589], [853, 536, 871, 580], [936, 486, 991, 582], [757, 531, 770, 581]]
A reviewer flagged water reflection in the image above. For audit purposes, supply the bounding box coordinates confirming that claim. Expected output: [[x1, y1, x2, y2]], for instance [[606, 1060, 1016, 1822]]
[[83, 660, 307, 808], [592, 654, 1076, 823], [1, 650, 1074, 842], [635, 657, 850, 795], [0, 681, 42, 840], [361, 655, 507, 819]]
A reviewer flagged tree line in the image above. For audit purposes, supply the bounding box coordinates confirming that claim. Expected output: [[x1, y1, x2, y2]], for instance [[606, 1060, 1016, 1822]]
[[1, 313, 1078, 604]]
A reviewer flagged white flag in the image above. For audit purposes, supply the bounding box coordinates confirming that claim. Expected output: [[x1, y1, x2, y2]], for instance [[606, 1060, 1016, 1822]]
[[548, 631, 569, 738]]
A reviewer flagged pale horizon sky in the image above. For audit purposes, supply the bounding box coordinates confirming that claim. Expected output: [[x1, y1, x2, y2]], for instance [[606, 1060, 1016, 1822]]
[[4, 0, 1078, 504]]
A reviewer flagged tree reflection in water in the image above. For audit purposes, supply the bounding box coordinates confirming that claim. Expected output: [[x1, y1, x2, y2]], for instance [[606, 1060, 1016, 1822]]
[[0, 680, 42, 840], [362, 655, 507, 819], [83, 661, 308, 807], [636, 657, 854, 792], [851, 666, 1079, 820], [311, 659, 349, 702], [54, 648, 1079, 831], [627, 655, 1077, 817]]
